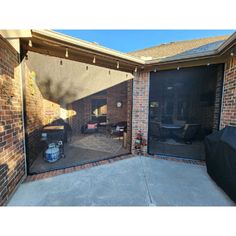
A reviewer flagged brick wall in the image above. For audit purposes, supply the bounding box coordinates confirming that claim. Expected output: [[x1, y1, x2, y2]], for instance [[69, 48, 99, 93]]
[[22, 62, 62, 167], [221, 51, 236, 128], [70, 92, 107, 133], [126, 80, 133, 150], [0, 36, 25, 205], [213, 64, 224, 130], [107, 81, 128, 124], [131, 71, 150, 153], [69, 81, 133, 150], [70, 81, 129, 132]]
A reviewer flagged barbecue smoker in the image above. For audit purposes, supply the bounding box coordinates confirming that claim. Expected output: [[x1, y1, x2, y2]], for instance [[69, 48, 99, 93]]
[[41, 125, 65, 163]]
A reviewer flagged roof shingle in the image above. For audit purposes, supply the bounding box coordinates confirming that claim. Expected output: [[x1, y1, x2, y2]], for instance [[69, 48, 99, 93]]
[[128, 35, 230, 60]]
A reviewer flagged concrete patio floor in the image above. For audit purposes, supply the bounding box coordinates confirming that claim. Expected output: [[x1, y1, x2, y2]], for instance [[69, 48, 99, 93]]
[[29, 134, 128, 174], [8, 156, 234, 206]]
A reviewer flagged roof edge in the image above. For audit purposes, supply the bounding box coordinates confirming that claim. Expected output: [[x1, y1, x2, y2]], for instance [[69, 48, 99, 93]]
[[145, 32, 236, 65], [3, 29, 234, 67], [31, 29, 145, 65], [0, 30, 32, 38], [128, 34, 230, 55], [216, 32, 236, 52]]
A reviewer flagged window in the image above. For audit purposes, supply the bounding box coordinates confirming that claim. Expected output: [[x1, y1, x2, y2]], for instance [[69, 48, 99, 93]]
[[91, 99, 107, 123]]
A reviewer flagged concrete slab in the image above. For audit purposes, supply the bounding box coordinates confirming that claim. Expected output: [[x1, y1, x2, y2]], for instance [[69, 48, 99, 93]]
[[8, 156, 235, 206], [141, 157, 234, 206]]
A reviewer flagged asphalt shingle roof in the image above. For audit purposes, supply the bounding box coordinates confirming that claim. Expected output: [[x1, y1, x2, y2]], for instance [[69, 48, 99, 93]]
[[128, 35, 230, 61]]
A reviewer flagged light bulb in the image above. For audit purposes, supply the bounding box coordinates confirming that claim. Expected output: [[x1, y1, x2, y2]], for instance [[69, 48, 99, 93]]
[[28, 40, 32, 47], [65, 48, 69, 58]]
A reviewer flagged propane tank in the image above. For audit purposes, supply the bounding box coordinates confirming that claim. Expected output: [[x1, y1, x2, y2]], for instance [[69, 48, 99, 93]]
[[45, 143, 60, 163]]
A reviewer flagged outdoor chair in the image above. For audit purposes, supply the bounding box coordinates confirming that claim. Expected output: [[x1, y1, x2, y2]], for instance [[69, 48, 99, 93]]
[[173, 119, 186, 127], [161, 115, 173, 124], [110, 121, 127, 139], [81, 121, 98, 134], [173, 124, 201, 144]]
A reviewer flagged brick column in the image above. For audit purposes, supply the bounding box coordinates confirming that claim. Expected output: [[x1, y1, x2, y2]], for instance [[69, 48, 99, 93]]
[[126, 80, 133, 151], [213, 64, 224, 131], [0, 36, 26, 205], [220, 52, 236, 129], [131, 71, 150, 154]]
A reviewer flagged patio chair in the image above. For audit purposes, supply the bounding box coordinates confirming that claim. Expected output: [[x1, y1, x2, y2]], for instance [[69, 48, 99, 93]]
[[173, 124, 201, 144], [173, 119, 186, 126], [110, 121, 127, 139], [81, 121, 98, 134]]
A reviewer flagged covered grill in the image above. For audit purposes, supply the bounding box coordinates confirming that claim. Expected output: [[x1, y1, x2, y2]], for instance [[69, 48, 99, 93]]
[[205, 126, 236, 203]]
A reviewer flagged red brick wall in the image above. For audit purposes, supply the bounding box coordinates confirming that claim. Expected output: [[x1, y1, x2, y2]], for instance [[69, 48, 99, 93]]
[[132, 71, 149, 153], [70, 81, 129, 132], [221, 51, 236, 128], [107, 82, 128, 124], [0, 36, 25, 205], [70, 92, 106, 133], [126, 80, 133, 150], [213, 65, 224, 130], [22, 62, 62, 167], [69, 81, 133, 150]]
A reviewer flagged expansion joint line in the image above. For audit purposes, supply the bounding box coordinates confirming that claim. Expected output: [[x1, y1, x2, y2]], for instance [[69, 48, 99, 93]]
[[139, 156, 155, 206]]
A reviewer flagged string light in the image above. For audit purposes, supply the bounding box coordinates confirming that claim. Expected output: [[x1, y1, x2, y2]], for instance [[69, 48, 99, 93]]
[[207, 63, 210, 66], [154, 68, 157, 72], [134, 67, 138, 73], [65, 48, 69, 58], [93, 56, 96, 64], [117, 61, 119, 69], [177, 67, 180, 70], [230, 52, 234, 57], [28, 40, 32, 47]]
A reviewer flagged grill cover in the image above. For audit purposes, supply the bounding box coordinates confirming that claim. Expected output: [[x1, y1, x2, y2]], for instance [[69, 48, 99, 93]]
[[205, 126, 236, 203]]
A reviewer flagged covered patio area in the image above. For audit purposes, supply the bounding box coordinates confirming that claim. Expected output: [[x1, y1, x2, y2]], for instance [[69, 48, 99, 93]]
[[20, 30, 139, 174]]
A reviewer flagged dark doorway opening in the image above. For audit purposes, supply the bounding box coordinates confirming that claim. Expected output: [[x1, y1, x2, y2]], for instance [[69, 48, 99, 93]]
[[148, 64, 224, 160]]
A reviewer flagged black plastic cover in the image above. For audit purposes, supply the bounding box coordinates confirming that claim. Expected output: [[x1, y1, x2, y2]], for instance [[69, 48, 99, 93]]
[[205, 126, 236, 203]]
